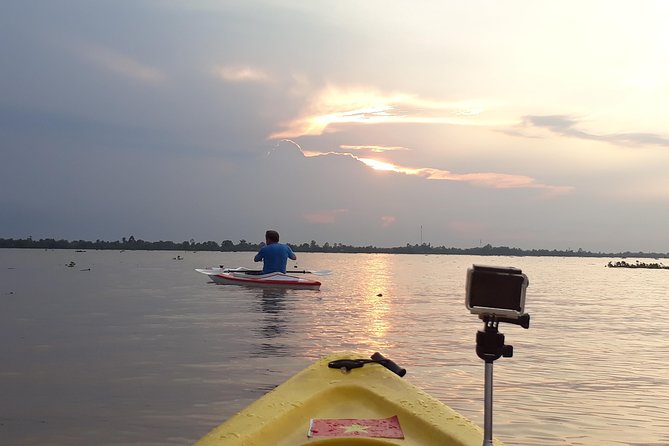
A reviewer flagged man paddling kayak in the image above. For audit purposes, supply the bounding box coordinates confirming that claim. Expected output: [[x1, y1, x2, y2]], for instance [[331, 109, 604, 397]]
[[254, 230, 296, 274]]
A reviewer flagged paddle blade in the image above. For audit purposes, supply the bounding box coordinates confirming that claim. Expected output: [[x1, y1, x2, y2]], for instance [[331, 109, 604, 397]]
[[309, 269, 333, 276], [289, 266, 333, 276]]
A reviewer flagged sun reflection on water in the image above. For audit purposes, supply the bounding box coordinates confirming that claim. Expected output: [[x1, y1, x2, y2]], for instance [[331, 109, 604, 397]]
[[345, 254, 397, 351]]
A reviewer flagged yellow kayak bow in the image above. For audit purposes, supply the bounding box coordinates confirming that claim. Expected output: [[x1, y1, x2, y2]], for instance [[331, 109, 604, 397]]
[[194, 352, 504, 446]]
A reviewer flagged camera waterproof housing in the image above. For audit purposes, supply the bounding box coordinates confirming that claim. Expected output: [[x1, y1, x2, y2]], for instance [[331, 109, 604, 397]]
[[466, 265, 528, 319]]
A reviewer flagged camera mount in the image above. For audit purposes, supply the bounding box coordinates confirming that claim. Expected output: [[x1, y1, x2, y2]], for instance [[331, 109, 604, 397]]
[[476, 313, 530, 446], [476, 314, 530, 363]]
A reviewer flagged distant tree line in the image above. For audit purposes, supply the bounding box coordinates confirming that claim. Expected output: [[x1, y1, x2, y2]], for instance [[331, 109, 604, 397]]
[[1, 236, 667, 258]]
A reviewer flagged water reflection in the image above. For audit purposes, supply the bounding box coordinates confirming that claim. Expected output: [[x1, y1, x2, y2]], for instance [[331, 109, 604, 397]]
[[358, 255, 392, 340], [251, 288, 290, 357], [313, 254, 396, 355], [5, 251, 669, 446]]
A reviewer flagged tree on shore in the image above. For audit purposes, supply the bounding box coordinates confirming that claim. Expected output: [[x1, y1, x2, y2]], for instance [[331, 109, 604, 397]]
[[0, 237, 667, 259]]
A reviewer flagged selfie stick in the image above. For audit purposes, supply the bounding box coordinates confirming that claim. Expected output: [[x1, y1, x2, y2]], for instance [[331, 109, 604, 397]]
[[477, 313, 530, 446]]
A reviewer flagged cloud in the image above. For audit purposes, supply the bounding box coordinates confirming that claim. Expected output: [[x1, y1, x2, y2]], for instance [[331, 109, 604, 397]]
[[328, 152, 573, 194], [78, 43, 164, 83], [381, 216, 396, 227], [269, 86, 502, 139], [268, 88, 577, 197], [420, 168, 572, 193], [357, 157, 403, 172], [270, 139, 309, 157], [521, 115, 669, 148], [340, 144, 410, 153], [212, 64, 270, 83], [303, 209, 348, 224], [300, 144, 409, 159]]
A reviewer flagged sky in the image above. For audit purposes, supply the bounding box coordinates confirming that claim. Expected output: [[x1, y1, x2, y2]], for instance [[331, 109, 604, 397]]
[[2, 0, 669, 253]]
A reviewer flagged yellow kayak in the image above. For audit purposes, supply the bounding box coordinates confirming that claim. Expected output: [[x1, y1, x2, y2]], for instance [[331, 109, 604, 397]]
[[194, 352, 504, 446]]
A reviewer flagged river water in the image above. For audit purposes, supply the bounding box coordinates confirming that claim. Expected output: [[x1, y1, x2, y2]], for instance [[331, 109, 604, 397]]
[[1, 249, 668, 445]]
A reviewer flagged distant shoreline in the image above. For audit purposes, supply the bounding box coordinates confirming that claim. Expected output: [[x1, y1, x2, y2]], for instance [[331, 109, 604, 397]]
[[1, 237, 667, 259]]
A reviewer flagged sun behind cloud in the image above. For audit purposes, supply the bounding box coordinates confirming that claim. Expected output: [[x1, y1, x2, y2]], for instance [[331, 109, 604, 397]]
[[269, 85, 573, 194], [358, 158, 402, 172], [270, 86, 493, 139], [302, 149, 572, 194], [341, 144, 409, 153]]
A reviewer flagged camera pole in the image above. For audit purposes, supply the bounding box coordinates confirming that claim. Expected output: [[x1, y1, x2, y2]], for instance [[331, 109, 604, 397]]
[[476, 314, 530, 446]]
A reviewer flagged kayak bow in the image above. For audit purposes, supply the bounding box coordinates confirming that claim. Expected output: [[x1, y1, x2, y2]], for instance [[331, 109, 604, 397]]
[[194, 352, 503, 446]]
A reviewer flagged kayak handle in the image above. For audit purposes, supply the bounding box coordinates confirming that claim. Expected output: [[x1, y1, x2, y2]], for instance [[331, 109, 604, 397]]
[[371, 352, 407, 377], [328, 352, 407, 377]]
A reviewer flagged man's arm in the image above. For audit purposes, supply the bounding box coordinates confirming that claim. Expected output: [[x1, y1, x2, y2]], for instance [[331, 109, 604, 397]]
[[254, 247, 264, 262]]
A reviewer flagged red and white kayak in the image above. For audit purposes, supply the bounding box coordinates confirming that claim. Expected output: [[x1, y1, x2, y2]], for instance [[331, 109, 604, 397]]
[[195, 267, 321, 289]]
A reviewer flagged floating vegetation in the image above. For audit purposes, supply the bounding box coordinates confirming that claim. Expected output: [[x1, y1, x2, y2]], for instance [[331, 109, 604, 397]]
[[607, 260, 669, 270]]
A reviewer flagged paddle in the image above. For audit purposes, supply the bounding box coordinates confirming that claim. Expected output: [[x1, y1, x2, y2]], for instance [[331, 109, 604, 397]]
[[221, 267, 332, 276], [290, 267, 333, 276]]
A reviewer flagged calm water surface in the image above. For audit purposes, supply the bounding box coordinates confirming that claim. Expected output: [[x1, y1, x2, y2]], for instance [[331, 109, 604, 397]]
[[1, 249, 668, 445]]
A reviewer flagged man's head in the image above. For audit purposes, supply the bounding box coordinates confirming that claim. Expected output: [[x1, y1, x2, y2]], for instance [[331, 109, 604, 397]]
[[265, 230, 280, 244]]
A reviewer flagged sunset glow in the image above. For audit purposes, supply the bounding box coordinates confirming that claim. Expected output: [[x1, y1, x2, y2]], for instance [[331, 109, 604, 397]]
[[340, 145, 409, 153], [5, 0, 669, 254], [349, 155, 572, 193], [357, 158, 401, 172], [270, 87, 494, 139]]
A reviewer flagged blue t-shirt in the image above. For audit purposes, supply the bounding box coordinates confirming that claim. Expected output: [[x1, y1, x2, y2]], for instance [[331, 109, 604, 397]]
[[254, 243, 295, 273]]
